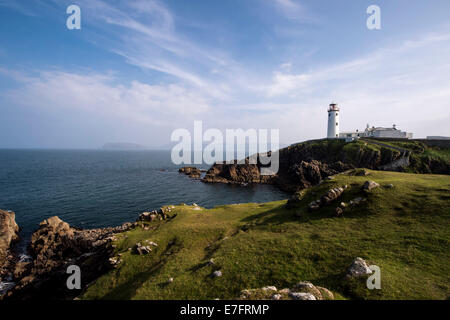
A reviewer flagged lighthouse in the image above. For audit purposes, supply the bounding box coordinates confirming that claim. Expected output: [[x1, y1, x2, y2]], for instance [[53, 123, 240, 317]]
[[327, 103, 340, 139]]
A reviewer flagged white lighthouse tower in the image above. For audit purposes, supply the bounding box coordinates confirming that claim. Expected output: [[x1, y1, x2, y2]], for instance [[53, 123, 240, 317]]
[[327, 103, 340, 139]]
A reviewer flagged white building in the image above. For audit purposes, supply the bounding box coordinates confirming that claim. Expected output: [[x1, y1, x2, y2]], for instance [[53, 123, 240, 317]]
[[327, 103, 340, 138], [326, 103, 413, 140]]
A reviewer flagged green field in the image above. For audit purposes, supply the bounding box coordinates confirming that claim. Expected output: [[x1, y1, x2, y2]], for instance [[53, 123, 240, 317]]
[[81, 170, 450, 300]]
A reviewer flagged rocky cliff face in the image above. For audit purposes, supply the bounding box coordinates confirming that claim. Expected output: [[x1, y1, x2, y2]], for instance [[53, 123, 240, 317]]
[[0, 210, 20, 281], [3, 216, 134, 300], [202, 139, 424, 192]]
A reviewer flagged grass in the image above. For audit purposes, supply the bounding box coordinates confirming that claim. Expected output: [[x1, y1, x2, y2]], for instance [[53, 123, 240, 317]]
[[80, 170, 450, 300]]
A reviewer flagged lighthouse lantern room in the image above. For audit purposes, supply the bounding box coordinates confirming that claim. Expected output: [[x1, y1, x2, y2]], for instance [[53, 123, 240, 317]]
[[327, 103, 340, 139]]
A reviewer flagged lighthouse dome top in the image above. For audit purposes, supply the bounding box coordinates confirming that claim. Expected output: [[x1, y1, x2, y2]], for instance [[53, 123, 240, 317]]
[[328, 103, 339, 112]]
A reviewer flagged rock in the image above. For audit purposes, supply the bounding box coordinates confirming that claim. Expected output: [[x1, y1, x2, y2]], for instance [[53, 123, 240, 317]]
[[286, 190, 306, 208], [262, 286, 277, 291], [321, 187, 345, 204], [207, 258, 215, 266], [137, 208, 168, 222], [13, 262, 31, 280], [335, 207, 344, 217], [346, 257, 373, 278], [133, 243, 152, 255], [0, 282, 15, 296], [5, 216, 132, 299], [108, 257, 122, 268], [289, 292, 316, 300], [308, 200, 321, 211], [239, 283, 333, 300], [144, 240, 158, 247], [211, 270, 222, 278], [168, 277, 174, 283], [362, 180, 380, 191], [325, 176, 335, 180], [291, 282, 323, 300], [0, 210, 20, 280], [316, 286, 334, 300], [308, 186, 346, 212], [385, 184, 394, 189], [355, 169, 370, 176], [271, 293, 282, 300], [179, 166, 202, 178]]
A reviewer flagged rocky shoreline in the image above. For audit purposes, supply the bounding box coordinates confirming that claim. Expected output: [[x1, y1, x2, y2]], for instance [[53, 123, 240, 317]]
[[0, 205, 179, 300], [0, 209, 20, 293], [0, 214, 135, 300]]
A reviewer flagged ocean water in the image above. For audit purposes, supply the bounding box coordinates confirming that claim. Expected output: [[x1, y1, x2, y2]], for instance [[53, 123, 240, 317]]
[[0, 149, 288, 242]]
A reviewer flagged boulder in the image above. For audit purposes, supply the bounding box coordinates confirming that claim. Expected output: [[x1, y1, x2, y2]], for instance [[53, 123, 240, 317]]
[[239, 282, 334, 300], [211, 270, 222, 278], [291, 282, 323, 300], [307, 186, 347, 212], [321, 186, 346, 204], [346, 257, 373, 278], [288, 292, 316, 300], [133, 243, 152, 255], [362, 180, 380, 191]]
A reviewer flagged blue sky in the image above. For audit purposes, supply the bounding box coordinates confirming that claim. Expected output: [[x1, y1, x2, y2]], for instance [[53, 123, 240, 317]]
[[1, 0, 450, 148]]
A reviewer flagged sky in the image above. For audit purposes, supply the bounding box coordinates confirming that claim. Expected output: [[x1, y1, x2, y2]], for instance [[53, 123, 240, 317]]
[[0, 0, 449, 149]]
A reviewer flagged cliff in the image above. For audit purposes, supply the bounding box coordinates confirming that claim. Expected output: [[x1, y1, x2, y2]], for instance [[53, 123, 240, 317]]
[[0, 210, 20, 282], [202, 139, 450, 192]]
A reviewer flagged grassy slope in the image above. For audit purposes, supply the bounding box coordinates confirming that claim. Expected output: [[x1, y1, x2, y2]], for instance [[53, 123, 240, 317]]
[[365, 140, 450, 172], [81, 170, 450, 300]]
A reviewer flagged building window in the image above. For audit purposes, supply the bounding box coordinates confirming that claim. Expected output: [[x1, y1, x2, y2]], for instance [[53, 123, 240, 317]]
[[336, 122, 338, 126], [336, 134, 338, 137], [336, 113, 338, 116], [328, 114, 330, 117]]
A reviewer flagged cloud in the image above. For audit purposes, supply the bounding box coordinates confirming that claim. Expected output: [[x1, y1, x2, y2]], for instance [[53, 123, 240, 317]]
[[69, 0, 234, 87], [271, 0, 317, 23], [1, 70, 211, 126]]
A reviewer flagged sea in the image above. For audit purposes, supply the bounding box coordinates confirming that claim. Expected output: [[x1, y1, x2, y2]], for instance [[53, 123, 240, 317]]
[[0, 149, 288, 242]]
